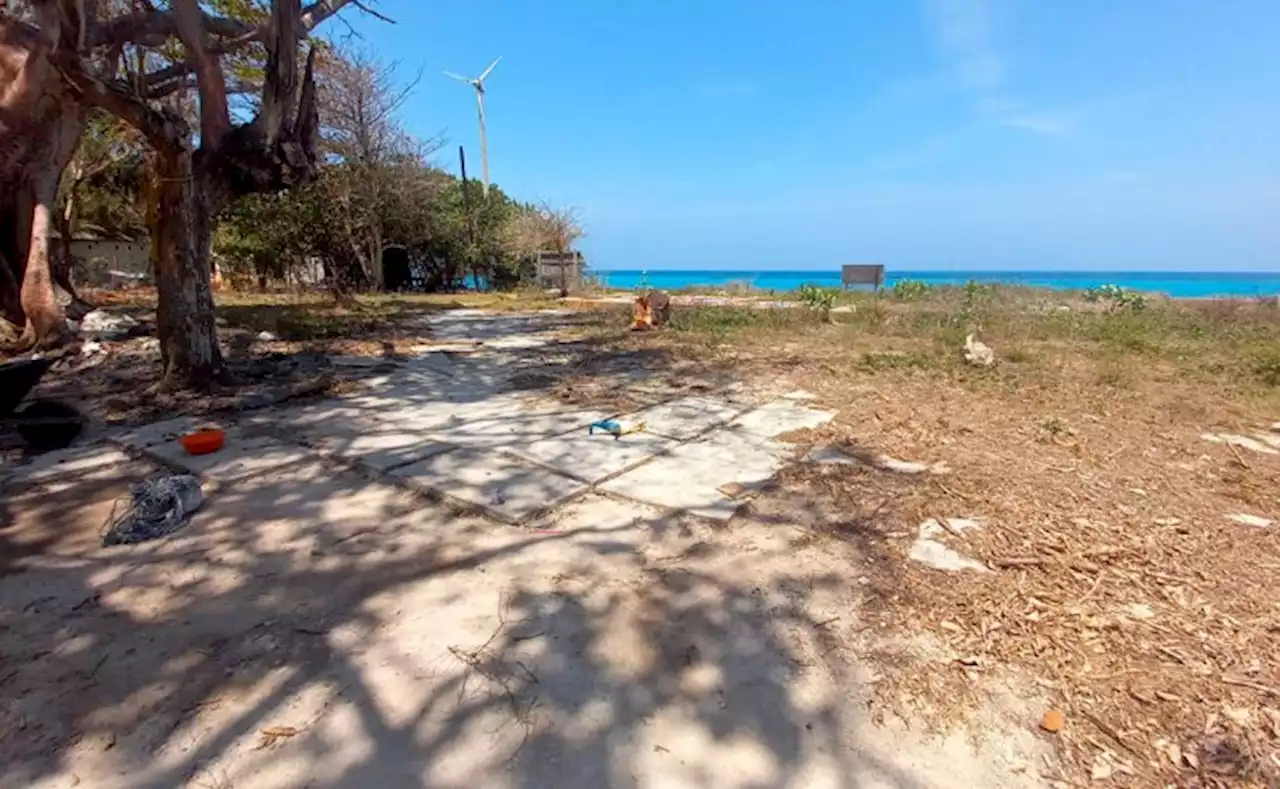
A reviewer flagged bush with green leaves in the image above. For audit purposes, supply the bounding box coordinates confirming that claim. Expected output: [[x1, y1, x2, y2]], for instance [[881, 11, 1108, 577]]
[[1085, 284, 1148, 312], [797, 284, 837, 319], [892, 279, 930, 301]]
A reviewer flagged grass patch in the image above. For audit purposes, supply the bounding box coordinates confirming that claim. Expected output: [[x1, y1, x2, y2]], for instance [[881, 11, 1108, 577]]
[[859, 350, 939, 372], [638, 289, 1280, 399]]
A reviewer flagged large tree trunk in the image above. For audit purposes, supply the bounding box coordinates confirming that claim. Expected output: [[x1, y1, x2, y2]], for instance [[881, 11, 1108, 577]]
[[17, 174, 65, 345], [53, 185, 93, 319], [0, 12, 87, 345], [149, 147, 226, 388]]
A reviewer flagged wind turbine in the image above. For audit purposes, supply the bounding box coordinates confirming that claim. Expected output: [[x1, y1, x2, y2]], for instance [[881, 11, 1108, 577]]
[[444, 57, 501, 198]]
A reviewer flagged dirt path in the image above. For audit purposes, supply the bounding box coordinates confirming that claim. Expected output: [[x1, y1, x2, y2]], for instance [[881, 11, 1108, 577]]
[[1, 309, 1052, 788]]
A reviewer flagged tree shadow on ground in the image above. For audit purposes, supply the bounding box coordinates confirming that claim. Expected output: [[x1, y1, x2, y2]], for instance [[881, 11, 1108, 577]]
[[0, 445, 945, 789]]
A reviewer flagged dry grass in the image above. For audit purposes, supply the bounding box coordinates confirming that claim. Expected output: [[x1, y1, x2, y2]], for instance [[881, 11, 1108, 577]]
[[574, 288, 1280, 787]]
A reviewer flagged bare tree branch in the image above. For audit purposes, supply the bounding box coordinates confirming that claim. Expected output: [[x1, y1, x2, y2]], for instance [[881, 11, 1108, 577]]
[[349, 0, 394, 24]]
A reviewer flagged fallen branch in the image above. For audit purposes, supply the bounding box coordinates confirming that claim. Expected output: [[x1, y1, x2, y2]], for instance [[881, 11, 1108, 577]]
[[1226, 441, 1252, 470], [989, 556, 1048, 569], [1082, 710, 1143, 759], [1221, 675, 1280, 697]]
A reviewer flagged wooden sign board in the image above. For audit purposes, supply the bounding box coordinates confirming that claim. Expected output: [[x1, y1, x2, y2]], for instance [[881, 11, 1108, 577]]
[[841, 264, 885, 289]]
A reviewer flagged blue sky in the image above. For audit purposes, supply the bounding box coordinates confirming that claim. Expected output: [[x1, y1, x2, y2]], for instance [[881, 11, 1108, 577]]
[[343, 1, 1280, 271]]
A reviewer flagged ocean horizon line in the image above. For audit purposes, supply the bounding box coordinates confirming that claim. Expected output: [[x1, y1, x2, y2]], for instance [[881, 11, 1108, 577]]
[[592, 267, 1277, 276], [586, 268, 1280, 299]]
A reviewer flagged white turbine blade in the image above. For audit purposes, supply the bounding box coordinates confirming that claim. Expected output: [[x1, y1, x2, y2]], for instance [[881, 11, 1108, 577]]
[[477, 56, 501, 81], [443, 70, 471, 83]]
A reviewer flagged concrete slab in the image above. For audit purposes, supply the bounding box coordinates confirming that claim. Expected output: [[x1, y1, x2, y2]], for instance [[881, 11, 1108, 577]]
[[388, 448, 587, 522], [144, 428, 313, 483], [305, 428, 454, 471], [628, 396, 742, 440], [731, 400, 835, 438], [601, 430, 793, 520], [113, 415, 231, 449], [244, 399, 383, 437], [430, 407, 611, 449], [362, 392, 574, 436], [425, 309, 566, 346], [2, 444, 138, 488], [511, 430, 678, 482]]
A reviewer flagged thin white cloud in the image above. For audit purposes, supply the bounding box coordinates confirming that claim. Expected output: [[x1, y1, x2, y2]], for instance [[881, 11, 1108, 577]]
[[1000, 112, 1075, 136], [922, 0, 1077, 137], [922, 0, 1004, 91]]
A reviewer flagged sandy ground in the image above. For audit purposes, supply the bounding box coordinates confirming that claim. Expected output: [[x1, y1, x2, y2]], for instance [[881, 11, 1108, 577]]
[[0, 309, 1055, 789], [0, 460, 1052, 789]]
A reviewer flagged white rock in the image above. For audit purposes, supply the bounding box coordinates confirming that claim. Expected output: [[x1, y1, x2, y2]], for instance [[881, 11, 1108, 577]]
[[874, 454, 930, 474], [806, 445, 857, 465], [1090, 755, 1114, 781], [909, 517, 990, 573], [962, 334, 995, 367], [80, 340, 104, 355], [257, 330, 279, 341], [1125, 603, 1155, 620], [872, 453, 951, 475], [79, 309, 138, 339], [1253, 433, 1280, 450], [909, 539, 991, 573], [1201, 432, 1279, 455], [781, 390, 817, 401], [1228, 513, 1273, 528]]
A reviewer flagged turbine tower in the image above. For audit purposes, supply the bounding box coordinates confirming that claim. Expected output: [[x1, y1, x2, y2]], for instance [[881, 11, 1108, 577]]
[[444, 57, 501, 198]]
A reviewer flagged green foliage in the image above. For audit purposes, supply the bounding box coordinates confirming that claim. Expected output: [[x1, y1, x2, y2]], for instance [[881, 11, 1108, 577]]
[[1084, 284, 1148, 312], [797, 284, 837, 318], [209, 48, 581, 293], [892, 279, 930, 301], [962, 279, 991, 312]]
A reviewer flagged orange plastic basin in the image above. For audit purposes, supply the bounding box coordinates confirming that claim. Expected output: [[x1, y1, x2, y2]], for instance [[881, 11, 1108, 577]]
[[180, 428, 225, 455]]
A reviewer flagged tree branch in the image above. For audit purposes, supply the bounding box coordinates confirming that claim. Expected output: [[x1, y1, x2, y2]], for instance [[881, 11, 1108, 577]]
[[89, 7, 254, 48], [171, 0, 231, 149], [55, 51, 187, 150], [349, 0, 395, 24], [136, 0, 356, 98]]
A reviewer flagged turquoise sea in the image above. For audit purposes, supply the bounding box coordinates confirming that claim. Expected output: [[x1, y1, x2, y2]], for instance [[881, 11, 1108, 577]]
[[592, 270, 1280, 299]]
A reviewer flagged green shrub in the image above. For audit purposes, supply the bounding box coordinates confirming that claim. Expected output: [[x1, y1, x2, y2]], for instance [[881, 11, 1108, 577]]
[[1085, 284, 1147, 312], [892, 279, 930, 301], [797, 284, 837, 320]]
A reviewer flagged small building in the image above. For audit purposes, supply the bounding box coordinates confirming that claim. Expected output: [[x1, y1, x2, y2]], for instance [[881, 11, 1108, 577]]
[[536, 250, 586, 293], [60, 236, 150, 287]]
